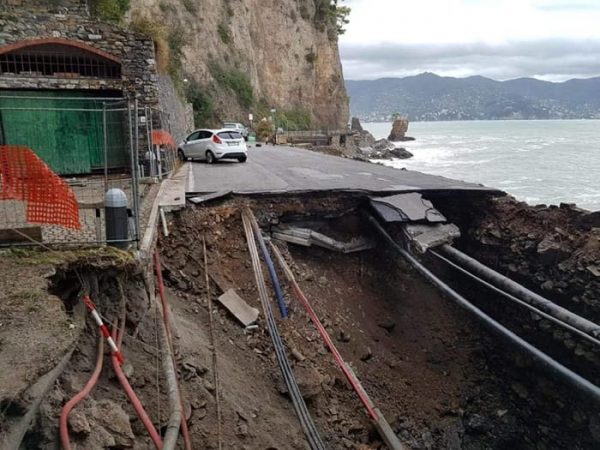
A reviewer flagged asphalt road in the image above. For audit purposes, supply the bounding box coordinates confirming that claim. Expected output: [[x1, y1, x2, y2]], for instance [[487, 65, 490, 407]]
[[187, 145, 500, 195]]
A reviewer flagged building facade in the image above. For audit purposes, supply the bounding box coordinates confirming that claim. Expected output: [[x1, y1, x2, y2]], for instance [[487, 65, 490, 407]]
[[0, 0, 160, 174]]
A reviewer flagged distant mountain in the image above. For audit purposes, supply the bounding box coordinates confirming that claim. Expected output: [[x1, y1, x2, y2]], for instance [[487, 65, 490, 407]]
[[346, 73, 600, 121]]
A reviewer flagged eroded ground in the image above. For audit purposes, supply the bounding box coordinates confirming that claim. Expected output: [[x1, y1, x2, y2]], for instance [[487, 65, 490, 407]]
[[2, 193, 598, 449]]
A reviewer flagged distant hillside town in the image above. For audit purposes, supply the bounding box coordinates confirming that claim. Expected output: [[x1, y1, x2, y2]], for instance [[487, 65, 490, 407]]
[[346, 73, 600, 121]]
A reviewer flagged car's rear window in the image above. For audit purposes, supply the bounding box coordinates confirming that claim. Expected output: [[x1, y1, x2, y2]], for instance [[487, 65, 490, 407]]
[[223, 124, 236, 128], [217, 131, 243, 139]]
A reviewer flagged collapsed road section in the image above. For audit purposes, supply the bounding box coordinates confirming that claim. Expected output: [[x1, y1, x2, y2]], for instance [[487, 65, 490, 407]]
[[2, 170, 599, 449], [154, 190, 599, 448]]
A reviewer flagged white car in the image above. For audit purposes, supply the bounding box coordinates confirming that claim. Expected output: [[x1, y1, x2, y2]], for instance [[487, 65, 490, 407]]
[[178, 129, 248, 163], [223, 122, 249, 140]]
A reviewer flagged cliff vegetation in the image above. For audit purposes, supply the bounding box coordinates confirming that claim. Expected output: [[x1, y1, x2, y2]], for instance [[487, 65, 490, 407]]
[[91, 0, 350, 129]]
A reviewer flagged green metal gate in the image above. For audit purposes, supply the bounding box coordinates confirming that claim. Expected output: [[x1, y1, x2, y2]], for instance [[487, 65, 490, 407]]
[[0, 90, 127, 175]]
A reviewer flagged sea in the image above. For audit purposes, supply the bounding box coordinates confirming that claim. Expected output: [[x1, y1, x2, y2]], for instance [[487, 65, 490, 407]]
[[364, 120, 600, 212]]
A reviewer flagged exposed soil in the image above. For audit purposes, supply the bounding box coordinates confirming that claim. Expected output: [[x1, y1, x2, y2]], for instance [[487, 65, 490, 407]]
[[156, 196, 544, 449], [3, 193, 598, 449]]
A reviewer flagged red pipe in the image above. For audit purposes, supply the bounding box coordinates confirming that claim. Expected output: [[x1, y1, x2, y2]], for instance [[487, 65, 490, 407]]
[[269, 243, 379, 420], [154, 250, 193, 450], [59, 335, 104, 450], [289, 282, 378, 420], [111, 326, 164, 449]]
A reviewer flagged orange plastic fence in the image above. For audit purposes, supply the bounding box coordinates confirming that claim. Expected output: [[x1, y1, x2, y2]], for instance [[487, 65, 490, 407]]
[[151, 130, 175, 149], [0, 145, 80, 229]]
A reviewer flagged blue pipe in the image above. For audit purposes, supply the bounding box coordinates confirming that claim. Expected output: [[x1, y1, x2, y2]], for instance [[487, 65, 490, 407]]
[[249, 216, 289, 318]]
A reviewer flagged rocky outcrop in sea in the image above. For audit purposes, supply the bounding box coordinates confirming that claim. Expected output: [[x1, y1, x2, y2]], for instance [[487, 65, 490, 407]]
[[344, 118, 413, 160], [388, 118, 416, 142]]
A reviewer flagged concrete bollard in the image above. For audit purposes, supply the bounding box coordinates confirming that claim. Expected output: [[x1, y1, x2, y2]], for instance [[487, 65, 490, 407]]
[[105, 188, 129, 248]]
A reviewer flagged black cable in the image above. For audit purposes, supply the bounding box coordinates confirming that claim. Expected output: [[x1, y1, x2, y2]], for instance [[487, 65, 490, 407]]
[[429, 249, 600, 348], [242, 209, 326, 450], [366, 214, 600, 402]]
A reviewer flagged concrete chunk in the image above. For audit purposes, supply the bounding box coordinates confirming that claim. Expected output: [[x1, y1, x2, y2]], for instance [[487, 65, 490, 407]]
[[217, 289, 259, 326], [370, 193, 446, 223], [404, 223, 461, 253]]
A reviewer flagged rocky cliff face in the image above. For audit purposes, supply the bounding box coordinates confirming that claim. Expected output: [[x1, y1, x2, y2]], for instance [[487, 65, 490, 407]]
[[129, 0, 349, 129]]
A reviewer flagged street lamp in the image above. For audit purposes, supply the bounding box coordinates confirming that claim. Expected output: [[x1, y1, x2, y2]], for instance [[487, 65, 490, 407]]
[[270, 108, 277, 144]]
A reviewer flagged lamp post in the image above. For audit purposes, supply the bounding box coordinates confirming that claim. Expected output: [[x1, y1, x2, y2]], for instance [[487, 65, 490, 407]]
[[270, 108, 277, 144]]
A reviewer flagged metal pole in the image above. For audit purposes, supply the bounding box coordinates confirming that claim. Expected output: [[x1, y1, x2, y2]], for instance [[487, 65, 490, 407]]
[[151, 110, 162, 180], [134, 98, 139, 171], [0, 95, 126, 101], [127, 100, 139, 245], [102, 102, 108, 193], [0, 107, 128, 112], [145, 106, 154, 177]]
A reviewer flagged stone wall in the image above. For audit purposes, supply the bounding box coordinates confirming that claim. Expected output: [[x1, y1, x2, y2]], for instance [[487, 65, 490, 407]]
[[156, 74, 193, 142], [0, 0, 87, 15], [0, 11, 158, 105]]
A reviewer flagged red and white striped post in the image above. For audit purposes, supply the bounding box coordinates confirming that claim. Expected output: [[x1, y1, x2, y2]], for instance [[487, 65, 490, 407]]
[[82, 295, 124, 365]]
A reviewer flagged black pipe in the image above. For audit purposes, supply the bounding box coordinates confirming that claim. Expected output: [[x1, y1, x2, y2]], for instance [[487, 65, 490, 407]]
[[440, 244, 600, 339], [366, 214, 600, 402], [242, 210, 326, 450], [429, 250, 600, 348]]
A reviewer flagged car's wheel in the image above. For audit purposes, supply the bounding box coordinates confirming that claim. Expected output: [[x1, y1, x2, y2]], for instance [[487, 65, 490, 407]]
[[206, 151, 216, 164], [177, 149, 186, 161], [237, 155, 247, 163]]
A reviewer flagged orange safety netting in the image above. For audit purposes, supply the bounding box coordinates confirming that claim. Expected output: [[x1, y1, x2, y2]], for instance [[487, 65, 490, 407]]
[[151, 130, 175, 150], [0, 145, 80, 229]]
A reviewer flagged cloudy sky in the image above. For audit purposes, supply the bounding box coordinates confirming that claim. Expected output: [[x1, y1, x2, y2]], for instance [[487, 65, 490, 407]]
[[340, 0, 600, 81]]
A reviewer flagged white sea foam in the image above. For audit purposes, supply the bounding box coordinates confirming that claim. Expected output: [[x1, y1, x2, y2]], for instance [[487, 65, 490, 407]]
[[364, 120, 600, 211]]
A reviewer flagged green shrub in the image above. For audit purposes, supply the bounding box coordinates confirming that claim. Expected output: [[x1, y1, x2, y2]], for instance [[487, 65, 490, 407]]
[[299, 3, 310, 20], [181, 0, 197, 14], [91, 0, 130, 22], [279, 109, 312, 131], [305, 48, 317, 64], [256, 120, 274, 141], [312, 0, 351, 38], [186, 80, 215, 127], [167, 29, 186, 90], [159, 1, 176, 13], [217, 23, 231, 44], [129, 15, 170, 73], [209, 63, 254, 109]]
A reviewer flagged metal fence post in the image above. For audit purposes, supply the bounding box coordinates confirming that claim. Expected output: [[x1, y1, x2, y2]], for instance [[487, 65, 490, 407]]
[[128, 100, 140, 246], [102, 102, 108, 193]]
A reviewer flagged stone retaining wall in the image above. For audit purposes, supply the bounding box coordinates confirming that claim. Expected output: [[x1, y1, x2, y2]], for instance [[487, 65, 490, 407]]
[[0, 10, 158, 105], [0, 0, 88, 15]]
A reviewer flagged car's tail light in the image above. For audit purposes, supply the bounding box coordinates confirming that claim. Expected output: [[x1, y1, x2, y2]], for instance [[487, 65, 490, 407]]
[[212, 134, 223, 144]]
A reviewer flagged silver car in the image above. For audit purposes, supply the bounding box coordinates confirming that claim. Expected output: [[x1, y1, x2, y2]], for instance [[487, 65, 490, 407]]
[[178, 129, 248, 163], [223, 122, 249, 140]]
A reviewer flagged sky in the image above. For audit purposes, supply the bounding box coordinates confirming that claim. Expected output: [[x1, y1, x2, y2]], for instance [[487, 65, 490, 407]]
[[339, 0, 600, 81]]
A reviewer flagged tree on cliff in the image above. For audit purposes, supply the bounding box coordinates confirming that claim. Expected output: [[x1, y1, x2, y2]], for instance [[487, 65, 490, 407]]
[[332, 1, 351, 35], [314, 0, 351, 36]]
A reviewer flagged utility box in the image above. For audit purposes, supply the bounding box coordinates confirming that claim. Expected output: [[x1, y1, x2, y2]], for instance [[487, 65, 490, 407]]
[[105, 188, 129, 248]]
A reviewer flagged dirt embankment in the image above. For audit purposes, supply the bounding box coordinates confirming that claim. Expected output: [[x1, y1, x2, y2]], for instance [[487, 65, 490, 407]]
[[157, 195, 563, 449], [432, 194, 600, 447]]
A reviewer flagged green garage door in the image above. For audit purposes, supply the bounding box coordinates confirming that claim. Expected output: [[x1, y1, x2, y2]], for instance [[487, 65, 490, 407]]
[[0, 90, 127, 175]]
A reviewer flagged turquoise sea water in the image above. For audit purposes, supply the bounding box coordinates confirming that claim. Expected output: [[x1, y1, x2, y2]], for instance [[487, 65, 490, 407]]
[[364, 120, 600, 211]]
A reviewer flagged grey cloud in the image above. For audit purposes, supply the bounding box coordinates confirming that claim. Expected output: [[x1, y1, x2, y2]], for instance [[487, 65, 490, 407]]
[[340, 40, 600, 80]]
